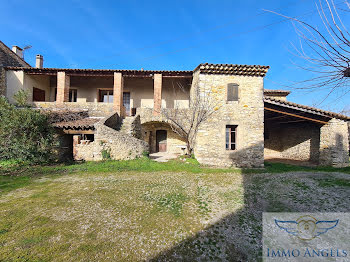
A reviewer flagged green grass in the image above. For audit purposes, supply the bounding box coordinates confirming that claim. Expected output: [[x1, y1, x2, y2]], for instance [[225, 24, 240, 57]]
[[1, 157, 349, 197], [0, 158, 349, 261], [317, 178, 350, 187]]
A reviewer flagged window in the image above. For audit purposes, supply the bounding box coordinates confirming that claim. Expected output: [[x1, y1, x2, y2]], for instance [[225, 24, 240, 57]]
[[69, 89, 77, 102], [227, 83, 239, 102], [99, 89, 114, 103], [226, 125, 237, 150], [54, 89, 78, 102]]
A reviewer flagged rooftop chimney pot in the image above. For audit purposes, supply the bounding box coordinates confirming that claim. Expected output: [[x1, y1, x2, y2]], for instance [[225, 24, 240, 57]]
[[12, 45, 23, 59], [36, 54, 44, 68]]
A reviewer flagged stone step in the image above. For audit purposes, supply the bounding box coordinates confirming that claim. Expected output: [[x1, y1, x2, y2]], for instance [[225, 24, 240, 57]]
[[119, 117, 136, 135]]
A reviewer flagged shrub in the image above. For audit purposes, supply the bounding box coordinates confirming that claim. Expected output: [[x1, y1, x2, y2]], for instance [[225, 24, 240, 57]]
[[101, 148, 111, 160], [13, 89, 29, 107], [0, 96, 56, 163]]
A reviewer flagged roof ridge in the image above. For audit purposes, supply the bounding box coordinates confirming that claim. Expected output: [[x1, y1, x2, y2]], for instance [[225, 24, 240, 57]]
[[194, 63, 270, 77], [264, 89, 291, 94]]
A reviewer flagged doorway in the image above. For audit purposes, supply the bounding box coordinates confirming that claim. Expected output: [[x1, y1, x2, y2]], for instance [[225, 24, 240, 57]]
[[156, 130, 167, 152], [123, 92, 131, 116]]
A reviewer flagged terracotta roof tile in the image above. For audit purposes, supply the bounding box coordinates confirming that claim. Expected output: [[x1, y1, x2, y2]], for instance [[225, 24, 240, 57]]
[[4, 66, 193, 76], [194, 63, 269, 77], [264, 97, 350, 120], [5, 63, 270, 77], [53, 117, 101, 130], [264, 89, 291, 95]]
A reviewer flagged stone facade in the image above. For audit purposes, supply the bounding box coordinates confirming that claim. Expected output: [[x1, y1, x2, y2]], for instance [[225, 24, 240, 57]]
[[193, 72, 264, 168], [319, 118, 349, 167], [33, 102, 115, 117], [2, 56, 349, 167], [73, 113, 148, 161]]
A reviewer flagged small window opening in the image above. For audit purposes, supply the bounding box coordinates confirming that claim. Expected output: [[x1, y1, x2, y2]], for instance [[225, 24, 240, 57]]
[[226, 125, 237, 150]]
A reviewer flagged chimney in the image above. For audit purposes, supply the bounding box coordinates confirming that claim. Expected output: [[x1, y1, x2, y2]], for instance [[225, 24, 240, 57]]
[[36, 54, 44, 68], [12, 45, 23, 59]]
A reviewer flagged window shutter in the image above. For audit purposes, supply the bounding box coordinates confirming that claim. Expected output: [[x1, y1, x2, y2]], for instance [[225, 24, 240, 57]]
[[227, 83, 239, 101]]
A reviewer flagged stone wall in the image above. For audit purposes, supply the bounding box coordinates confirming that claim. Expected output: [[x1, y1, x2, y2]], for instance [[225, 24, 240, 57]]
[[319, 118, 349, 167], [264, 122, 320, 162], [73, 113, 148, 161], [33, 102, 115, 117], [193, 73, 264, 168]]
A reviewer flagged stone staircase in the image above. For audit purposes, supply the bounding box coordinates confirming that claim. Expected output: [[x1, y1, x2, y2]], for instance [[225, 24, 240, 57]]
[[119, 116, 142, 139]]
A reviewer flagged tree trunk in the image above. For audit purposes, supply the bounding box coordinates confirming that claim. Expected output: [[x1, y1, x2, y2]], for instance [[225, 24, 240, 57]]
[[186, 141, 192, 156]]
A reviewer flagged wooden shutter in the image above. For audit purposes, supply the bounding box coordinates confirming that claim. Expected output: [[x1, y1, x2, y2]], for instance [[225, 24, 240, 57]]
[[227, 83, 239, 101]]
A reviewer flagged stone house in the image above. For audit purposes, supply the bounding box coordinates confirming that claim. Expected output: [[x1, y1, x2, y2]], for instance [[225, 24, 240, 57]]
[[1, 42, 349, 167]]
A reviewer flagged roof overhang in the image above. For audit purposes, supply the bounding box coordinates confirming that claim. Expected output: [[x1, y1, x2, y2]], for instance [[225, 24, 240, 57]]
[[4, 67, 193, 78], [264, 97, 349, 124]]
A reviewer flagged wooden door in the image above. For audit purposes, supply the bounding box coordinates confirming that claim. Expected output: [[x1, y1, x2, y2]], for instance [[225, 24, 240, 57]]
[[156, 130, 167, 152], [33, 87, 45, 102]]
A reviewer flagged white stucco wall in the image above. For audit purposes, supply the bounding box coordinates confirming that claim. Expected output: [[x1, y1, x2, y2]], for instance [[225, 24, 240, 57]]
[[6, 70, 25, 103], [5, 71, 190, 109], [6, 70, 51, 103]]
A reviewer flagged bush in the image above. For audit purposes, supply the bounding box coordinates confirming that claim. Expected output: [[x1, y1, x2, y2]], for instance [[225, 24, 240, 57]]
[[13, 89, 29, 107], [101, 148, 111, 160], [0, 96, 56, 163]]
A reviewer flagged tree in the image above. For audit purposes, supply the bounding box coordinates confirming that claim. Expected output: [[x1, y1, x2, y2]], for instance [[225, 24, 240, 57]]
[[267, 0, 350, 102], [160, 80, 221, 155]]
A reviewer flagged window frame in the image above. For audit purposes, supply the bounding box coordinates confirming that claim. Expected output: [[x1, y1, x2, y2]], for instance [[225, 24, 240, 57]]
[[225, 125, 237, 150], [54, 88, 78, 102], [98, 88, 114, 103], [69, 89, 78, 102]]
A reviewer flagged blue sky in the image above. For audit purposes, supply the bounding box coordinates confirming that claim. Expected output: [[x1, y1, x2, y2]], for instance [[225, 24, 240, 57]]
[[1, 0, 349, 113]]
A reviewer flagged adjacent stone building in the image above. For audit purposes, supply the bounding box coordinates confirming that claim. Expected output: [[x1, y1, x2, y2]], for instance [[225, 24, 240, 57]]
[[1, 41, 349, 167]]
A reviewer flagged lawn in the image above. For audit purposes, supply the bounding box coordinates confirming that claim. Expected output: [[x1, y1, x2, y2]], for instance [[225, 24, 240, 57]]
[[0, 158, 349, 261]]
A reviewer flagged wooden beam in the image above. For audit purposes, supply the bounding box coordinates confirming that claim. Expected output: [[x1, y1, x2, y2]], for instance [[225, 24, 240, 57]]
[[264, 107, 328, 124], [279, 120, 307, 124], [62, 130, 95, 135], [265, 114, 289, 121]]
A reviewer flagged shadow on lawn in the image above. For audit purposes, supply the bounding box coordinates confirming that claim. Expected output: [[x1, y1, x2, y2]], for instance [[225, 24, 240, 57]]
[[149, 143, 267, 261], [149, 142, 350, 261]]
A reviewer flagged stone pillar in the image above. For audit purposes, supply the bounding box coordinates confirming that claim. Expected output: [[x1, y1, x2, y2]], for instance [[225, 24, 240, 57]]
[[113, 72, 124, 116], [319, 118, 349, 167], [56, 72, 70, 103], [72, 135, 81, 160], [153, 73, 162, 116]]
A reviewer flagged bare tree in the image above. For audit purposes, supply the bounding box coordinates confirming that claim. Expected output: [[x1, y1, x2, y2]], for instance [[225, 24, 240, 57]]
[[160, 80, 221, 155], [266, 0, 350, 102]]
